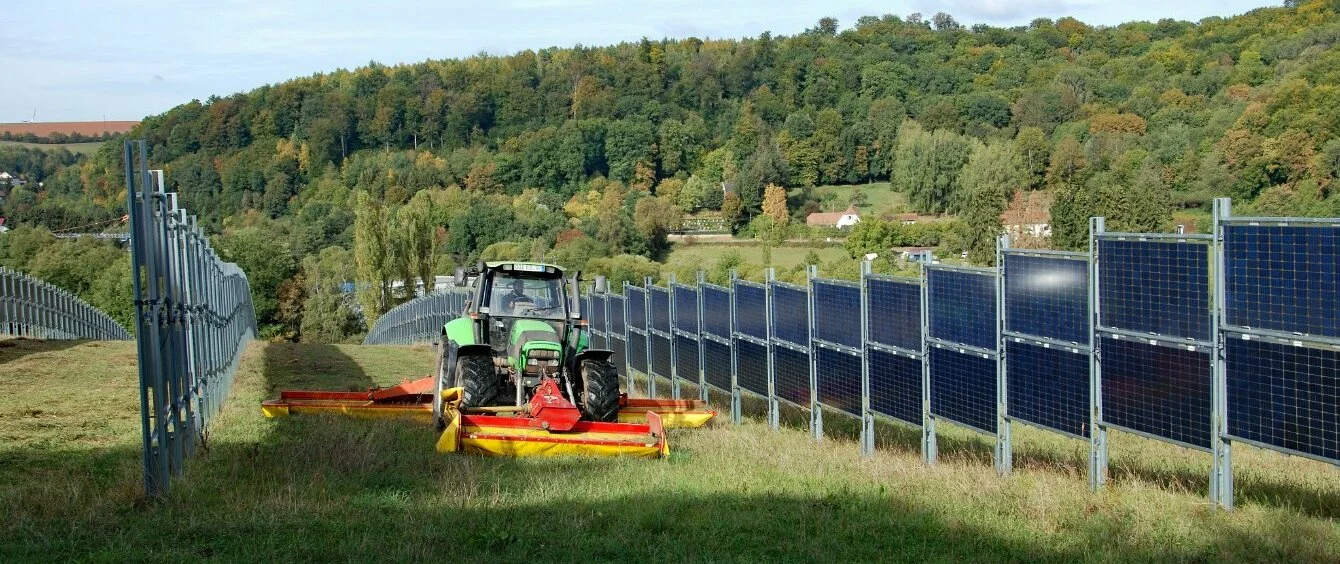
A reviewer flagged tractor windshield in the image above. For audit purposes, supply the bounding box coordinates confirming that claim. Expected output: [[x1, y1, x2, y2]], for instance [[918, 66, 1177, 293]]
[[489, 275, 566, 320]]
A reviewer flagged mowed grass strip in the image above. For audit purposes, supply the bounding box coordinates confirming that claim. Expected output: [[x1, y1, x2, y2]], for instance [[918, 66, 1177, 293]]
[[1, 338, 1337, 561]]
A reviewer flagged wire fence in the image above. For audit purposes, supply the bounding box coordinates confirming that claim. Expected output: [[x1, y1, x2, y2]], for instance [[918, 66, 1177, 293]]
[[0, 267, 131, 340], [363, 290, 471, 345], [125, 141, 258, 497]]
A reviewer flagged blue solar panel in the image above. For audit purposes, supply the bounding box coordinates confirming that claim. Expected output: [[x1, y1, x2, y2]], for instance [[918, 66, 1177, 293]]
[[1007, 341, 1089, 438], [928, 268, 997, 350], [816, 347, 861, 416], [1223, 224, 1340, 339], [650, 287, 671, 333], [1098, 239, 1209, 341], [775, 344, 810, 408], [1100, 336, 1211, 449], [673, 285, 699, 333], [651, 333, 672, 379], [869, 347, 921, 426], [675, 333, 700, 386], [591, 333, 606, 351], [813, 281, 861, 349], [867, 278, 922, 351], [702, 285, 732, 339], [627, 288, 647, 331], [591, 294, 607, 333], [609, 296, 626, 334], [733, 282, 768, 340], [736, 339, 768, 397], [771, 283, 810, 347], [609, 336, 627, 377], [1226, 338, 1338, 463], [703, 338, 732, 393], [930, 347, 997, 434], [628, 333, 648, 374], [1004, 254, 1089, 344]]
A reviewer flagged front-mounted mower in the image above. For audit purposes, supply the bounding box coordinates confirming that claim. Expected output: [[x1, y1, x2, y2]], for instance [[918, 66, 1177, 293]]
[[261, 262, 715, 458]]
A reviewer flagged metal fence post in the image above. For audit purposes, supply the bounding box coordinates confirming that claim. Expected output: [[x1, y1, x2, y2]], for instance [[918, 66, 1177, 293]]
[[807, 264, 822, 441], [764, 267, 779, 432], [860, 260, 875, 457], [1088, 216, 1108, 491], [729, 268, 742, 425], [920, 264, 936, 465], [1210, 197, 1234, 510], [697, 270, 709, 403], [995, 235, 1012, 476]]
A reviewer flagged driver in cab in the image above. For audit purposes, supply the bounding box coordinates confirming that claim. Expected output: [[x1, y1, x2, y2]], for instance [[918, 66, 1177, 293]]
[[501, 279, 533, 314]]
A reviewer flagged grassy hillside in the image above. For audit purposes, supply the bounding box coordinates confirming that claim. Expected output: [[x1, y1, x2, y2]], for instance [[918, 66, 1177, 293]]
[[2, 337, 1337, 561], [0, 140, 104, 157]]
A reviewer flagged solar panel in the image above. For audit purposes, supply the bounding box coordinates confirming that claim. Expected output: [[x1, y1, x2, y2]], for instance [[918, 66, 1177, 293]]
[[771, 283, 810, 347], [609, 296, 626, 334], [816, 346, 861, 416], [1006, 341, 1089, 438], [673, 285, 699, 333], [733, 282, 768, 340], [701, 285, 732, 339], [927, 268, 997, 350], [650, 287, 671, 333], [736, 339, 768, 398], [590, 333, 606, 351], [1100, 336, 1211, 450], [1097, 239, 1210, 341], [627, 288, 647, 331], [813, 280, 861, 349], [867, 277, 922, 351], [627, 332, 648, 375], [651, 333, 672, 379], [1004, 253, 1089, 344], [1226, 337, 1339, 463], [930, 347, 997, 434], [590, 294, 606, 333], [609, 336, 627, 377], [775, 344, 811, 408], [1223, 224, 1340, 339], [703, 338, 732, 393], [869, 347, 921, 426], [675, 333, 700, 387]]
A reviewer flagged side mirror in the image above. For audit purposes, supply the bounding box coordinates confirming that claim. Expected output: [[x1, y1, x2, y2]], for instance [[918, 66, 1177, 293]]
[[453, 267, 466, 287], [593, 276, 607, 294]]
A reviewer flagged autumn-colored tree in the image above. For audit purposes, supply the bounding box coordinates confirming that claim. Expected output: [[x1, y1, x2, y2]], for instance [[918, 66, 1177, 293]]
[[762, 184, 789, 223], [721, 191, 744, 228]]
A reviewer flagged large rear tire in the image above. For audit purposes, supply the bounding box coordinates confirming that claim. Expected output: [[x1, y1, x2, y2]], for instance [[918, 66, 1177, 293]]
[[580, 360, 621, 423], [455, 353, 500, 409]]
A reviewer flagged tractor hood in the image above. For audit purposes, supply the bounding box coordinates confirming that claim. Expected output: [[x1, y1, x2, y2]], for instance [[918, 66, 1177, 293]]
[[508, 319, 561, 369]]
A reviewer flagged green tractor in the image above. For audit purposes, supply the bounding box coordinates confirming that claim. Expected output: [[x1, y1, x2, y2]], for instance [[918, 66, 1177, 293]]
[[432, 262, 621, 429]]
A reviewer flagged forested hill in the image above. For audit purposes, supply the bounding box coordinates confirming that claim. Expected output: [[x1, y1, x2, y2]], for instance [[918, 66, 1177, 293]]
[[4, 1, 1340, 341]]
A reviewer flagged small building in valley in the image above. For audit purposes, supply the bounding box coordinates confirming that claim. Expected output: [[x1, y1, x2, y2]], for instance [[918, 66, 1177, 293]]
[[806, 206, 862, 229]]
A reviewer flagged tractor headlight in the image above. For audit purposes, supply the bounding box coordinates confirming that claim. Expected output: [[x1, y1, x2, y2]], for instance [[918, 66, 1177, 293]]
[[547, 360, 559, 367], [527, 358, 537, 365]]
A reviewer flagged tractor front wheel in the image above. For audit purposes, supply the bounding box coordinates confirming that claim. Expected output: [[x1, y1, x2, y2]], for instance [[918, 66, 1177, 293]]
[[455, 353, 500, 409], [580, 360, 621, 422]]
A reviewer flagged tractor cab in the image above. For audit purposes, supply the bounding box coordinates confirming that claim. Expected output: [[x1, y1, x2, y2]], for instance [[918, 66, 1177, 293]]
[[478, 267, 570, 386]]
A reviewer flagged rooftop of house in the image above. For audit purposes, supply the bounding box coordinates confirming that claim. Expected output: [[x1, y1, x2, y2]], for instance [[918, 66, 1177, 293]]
[[805, 206, 861, 226]]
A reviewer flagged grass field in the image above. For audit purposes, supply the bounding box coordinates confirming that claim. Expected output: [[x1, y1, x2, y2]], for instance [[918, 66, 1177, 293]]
[[666, 243, 849, 271], [795, 182, 909, 217], [0, 140, 105, 156], [2, 338, 1338, 561]]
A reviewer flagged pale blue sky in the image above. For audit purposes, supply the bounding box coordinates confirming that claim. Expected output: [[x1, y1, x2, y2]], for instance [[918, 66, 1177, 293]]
[[1, 0, 1280, 122]]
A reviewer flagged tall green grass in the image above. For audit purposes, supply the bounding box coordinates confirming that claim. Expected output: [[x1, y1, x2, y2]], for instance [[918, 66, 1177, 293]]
[[1, 338, 1336, 561]]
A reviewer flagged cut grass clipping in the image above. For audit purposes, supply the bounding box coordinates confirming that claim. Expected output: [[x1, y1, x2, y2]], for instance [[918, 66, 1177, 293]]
[[1, 338, 1337, 561]]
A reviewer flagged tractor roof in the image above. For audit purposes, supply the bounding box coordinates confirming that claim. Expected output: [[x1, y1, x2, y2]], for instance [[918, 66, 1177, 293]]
[[484, 261, 566, 276]]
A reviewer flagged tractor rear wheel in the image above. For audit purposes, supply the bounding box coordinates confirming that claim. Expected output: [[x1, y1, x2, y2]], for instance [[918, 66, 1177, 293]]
[[455, 353, 499, 409], [580, 360, 620, 422]]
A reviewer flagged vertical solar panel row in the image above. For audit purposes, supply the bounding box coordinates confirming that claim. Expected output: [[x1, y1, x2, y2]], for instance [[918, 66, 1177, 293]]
[[700, 283, 734, 395], [1221, 220, 1340, 465], [1001, 251, 1092, 440], [866, 276, 924, 428], [926, 266, 999, 435], [1095, 237, 1213, 451], [672, 284, 703, 397]]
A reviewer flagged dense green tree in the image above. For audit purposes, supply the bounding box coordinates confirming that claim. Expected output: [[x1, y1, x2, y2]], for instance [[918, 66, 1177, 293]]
[[958, 142, 1021, 264]]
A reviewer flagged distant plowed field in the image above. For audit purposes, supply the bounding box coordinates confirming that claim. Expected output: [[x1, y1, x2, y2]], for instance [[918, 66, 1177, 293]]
[[0, 121, 138, 137]]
